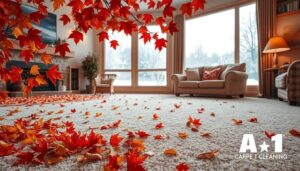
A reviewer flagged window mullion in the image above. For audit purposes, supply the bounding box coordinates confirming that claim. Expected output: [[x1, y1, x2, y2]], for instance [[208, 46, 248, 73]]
[[235, 7, 240, 64], [132, 32, 138, 88]]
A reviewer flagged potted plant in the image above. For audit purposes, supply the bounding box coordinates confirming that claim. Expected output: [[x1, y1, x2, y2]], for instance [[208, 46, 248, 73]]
[[82, 54, 98, 94]]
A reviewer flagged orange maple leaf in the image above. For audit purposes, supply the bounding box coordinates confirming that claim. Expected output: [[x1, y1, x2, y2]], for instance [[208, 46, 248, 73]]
[[164, 148, 177, 156], [30, 65, 40, 75], [41, 53, 52, 65], [197, 150, 218, 160]]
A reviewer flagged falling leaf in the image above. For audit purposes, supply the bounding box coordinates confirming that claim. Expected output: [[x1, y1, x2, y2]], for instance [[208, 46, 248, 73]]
[[41, 53, 52, 65], [110, 40, 119, 49], [30, 65, 40, 75], [289, 129, 300, 137], [164, 148, 177, 156], [46, 65, 62, 86]]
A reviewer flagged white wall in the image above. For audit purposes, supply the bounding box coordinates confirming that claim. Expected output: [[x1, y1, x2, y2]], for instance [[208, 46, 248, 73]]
[[44, 1, 94, 91]]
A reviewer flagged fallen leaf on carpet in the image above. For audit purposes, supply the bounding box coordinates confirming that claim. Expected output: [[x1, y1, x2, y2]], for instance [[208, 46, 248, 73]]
[[164, 148, 177, 156], [176, 162, 189, 171], [289, 129, 300, 137], [155, 122, 164, 129], [153, 113, 159, 120], [178, 132, 188, 139], [265, 131, 276, 139], [232, 119, 243, 125], [197, 150, 218, 160], [248, 117, 258, 123], [200, 132, 212, 138]]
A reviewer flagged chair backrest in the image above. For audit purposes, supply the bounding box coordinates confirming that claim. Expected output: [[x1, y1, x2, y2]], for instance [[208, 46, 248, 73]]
[[287, 60, 300, 102]]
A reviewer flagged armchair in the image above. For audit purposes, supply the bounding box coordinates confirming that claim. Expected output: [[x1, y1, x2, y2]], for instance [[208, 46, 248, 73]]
[[94, 74, 117, 94], [275, 60, 300, 105]]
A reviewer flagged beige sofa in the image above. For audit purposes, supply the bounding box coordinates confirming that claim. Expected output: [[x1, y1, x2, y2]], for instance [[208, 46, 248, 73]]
[[171, 63, 248, 97]]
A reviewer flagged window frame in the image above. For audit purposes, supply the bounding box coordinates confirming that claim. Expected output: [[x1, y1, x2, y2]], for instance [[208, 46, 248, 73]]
[[101, 27, 172, 92], [184, 0, 259, 94]]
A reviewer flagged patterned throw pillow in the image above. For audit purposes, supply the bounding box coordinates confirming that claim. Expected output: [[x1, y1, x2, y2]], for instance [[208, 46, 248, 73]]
[[202, 67, 222, 80]]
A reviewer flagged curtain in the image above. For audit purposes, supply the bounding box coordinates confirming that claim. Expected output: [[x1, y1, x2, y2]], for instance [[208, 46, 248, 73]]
[[256, 0, 277, 98], [173, 14, 185, 74]]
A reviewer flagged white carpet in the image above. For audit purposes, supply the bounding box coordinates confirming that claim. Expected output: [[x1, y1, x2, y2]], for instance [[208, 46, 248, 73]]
[[0, 94, 299, 171]]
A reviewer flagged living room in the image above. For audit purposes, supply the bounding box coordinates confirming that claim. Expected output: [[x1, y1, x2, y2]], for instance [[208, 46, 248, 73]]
[[0, 0, 299, 170]]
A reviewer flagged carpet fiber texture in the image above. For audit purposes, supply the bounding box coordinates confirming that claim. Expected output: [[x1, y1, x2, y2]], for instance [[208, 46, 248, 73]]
[[0, 94, 299, 171]]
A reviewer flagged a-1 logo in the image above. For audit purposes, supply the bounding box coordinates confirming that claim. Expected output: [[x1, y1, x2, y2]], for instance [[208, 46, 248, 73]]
[[239, 134, 283, 153]]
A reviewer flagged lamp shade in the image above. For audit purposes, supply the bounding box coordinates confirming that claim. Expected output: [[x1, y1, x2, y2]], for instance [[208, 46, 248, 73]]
[[263, 37, 290, 53]]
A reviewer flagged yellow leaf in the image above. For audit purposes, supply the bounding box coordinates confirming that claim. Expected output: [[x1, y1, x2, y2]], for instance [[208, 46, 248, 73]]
[[53, 0, 65, 10], [164, 148, 177, 156], [35, 75, 47, 86], [30, 65, 40, 75], [41, 53, 52, 65], [13, 27, 23, 38]]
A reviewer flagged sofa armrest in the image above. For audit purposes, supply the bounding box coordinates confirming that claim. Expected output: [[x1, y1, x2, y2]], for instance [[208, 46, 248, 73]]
[[171, 74, 187, 94], [224, 71, 248, 96], [171, 74, 187, 82]]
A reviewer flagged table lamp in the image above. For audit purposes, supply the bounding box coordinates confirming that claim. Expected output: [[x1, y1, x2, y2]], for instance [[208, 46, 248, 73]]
[[263, 36, 290, 68]]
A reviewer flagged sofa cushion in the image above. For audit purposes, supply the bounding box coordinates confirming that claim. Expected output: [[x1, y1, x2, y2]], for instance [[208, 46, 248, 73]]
[[220, 63, 246, 80], [178, 81, 200, 88], [275, 73, 287, 89], [202, 67, 222, 80], [185, 68, 200, 81], [198, 80, 225, 88]]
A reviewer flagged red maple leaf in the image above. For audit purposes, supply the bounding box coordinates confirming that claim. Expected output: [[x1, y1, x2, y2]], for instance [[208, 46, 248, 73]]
[[60, 14, 71, 25], [168, 21, 178, 35], [126, 149, 147, 171], [68, 30, 84, 44], [98, 31, 109, 42], [136, 130, 150, 138], [176, 163, 189, 171], [140, 32, 151, 44], [110, 134, 124, 147], [155, 38, 167, 51], [20, 50, 34, 64], [155, 122, 164, 129], [110, 40, 119, 50], [46, 65, 62, 85], [142, 14, 153, 24], [180, 3, 192, 17], [55, 43, 71, 57], [265, 131, 276, 139], [15, 152, 34, 165], [191, 0, 206, 12], [163, 5, 176, 18], [9, 66, 23, 83]]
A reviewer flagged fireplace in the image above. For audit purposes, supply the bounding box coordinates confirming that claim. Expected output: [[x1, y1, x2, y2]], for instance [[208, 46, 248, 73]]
[[6, 60, 59, 92]]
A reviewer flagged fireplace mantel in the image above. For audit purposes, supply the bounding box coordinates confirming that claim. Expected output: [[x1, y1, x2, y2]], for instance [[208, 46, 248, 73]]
[[10, 39, 74, 58]]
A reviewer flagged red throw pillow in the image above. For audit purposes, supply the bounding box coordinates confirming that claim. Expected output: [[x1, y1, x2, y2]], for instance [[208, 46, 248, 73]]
[[202, 68, 222, 80]]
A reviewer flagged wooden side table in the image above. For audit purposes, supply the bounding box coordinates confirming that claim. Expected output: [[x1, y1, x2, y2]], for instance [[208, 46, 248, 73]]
[[264, 67, 279, 98]]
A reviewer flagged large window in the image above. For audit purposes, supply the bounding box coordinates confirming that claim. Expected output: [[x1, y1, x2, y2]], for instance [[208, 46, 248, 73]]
[[138, 26, 167, 86], [185, 9, 235, 67], [239, 4, 259, 85], [105, 31, 131, 86], [185, 3, 259, 86]]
